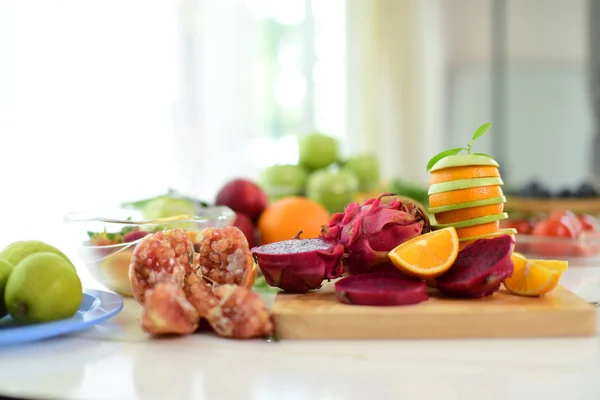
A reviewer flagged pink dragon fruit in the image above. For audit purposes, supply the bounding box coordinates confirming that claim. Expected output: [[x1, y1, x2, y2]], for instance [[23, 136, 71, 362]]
[[322, 193, 430, 276], [251, 232, 344, 293], [335, 272, 429, 306], [435, 235, 515, 298]]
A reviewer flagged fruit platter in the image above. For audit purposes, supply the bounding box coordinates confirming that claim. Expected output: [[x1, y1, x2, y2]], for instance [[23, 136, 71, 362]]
[[0, 123, 595, 345], [52, 122, 597, 342], [261, 124, 595, 339]]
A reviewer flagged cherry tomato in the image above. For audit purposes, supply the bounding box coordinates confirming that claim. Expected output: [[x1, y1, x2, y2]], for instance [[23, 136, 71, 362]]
[[549, 210, 583, 237], [578, 214, 598, 233], [530, 218, 577, 257]]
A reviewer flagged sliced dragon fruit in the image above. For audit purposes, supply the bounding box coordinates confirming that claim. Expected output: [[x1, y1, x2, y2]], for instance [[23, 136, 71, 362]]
[[435, 234, 515, 298], [251, 233, 344, 293], [322, 193, 430, 276], [334, 272, 429, 306]]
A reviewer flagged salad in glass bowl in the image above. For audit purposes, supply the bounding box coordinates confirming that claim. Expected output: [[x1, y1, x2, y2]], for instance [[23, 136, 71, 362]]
[[64, 199, 235, 296], [504, 209, 600, 264]]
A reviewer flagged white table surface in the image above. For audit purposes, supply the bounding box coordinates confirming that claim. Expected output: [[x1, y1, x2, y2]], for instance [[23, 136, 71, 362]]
[[1, 261, 600, 400]]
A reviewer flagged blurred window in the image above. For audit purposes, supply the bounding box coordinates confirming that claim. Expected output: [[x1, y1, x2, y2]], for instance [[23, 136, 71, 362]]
[[0, 0, 346, 243], [242, 0, 347, 168]]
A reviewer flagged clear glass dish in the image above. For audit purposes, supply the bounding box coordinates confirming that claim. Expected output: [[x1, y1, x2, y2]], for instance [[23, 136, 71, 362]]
[[514, 233, 600, 266], [63, 206, 235, 296]]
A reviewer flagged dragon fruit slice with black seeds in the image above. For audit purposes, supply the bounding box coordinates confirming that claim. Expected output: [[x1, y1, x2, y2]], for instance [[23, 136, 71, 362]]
[[251, 232, 344, 293], [435, 235, 515, 298]]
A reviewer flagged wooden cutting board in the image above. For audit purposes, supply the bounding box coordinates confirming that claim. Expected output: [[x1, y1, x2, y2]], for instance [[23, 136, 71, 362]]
[[272, 283, 597, 339]]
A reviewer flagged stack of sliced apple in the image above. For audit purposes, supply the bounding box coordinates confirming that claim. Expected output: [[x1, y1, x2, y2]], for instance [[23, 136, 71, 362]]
[[427, 154, 517, 249]]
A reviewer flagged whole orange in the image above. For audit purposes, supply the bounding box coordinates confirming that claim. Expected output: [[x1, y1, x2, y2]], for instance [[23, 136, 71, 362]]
[[258, 197, 331, 244]]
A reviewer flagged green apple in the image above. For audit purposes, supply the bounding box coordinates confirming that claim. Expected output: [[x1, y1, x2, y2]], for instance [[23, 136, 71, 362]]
[[298, 132, 339, 170], [342, 154, 380, 191], [306, 168, 359, 213], [0, 240, 73, 270], [5, 252, 82, 324], [0, 258, 13, 318], [430, 154, 499, 172], [428, 196, 506, 214], [428, 177, 504, 195], [142, 197, 196, 220], [142, 197, 197, 230], [458, 228, 517, 242], [257, 164, 309, 200], [433, 212, 508, 229]]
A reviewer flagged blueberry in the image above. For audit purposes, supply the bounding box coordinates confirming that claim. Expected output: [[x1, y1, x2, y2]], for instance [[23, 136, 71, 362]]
[[575, 182, 599, 198], [535, 188, 551, 198], [557, 188, 572, 198], [528, 180, 542, 190], [519, 186, 537, 198], [519, 179, 553, 198]]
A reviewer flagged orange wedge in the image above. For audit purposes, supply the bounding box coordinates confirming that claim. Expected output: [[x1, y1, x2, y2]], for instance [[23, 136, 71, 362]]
[[503, 252, 568, 297], [388, 227, 459, 279]]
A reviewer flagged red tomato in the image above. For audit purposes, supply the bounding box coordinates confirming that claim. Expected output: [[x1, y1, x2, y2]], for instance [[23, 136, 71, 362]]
[[549, 210, 583, 237], [532, 217, 577, 237], [578, 214, 598, 233], [530, 218, 577, 257]]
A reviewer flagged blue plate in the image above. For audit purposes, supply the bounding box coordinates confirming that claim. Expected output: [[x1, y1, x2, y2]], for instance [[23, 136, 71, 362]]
[[0, 289, 124, 346]]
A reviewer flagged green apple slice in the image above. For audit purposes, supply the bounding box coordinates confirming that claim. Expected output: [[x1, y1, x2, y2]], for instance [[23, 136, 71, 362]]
[[428, 177, 504, 195], [428, 196, 506, 214], [432, 212, 508, 229], [458, 228, 518, 242], [430, 154, 499, 172]]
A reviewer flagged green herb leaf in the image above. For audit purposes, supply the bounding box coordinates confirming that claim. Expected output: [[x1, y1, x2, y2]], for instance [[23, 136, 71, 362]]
[[471, 123, 491, 141], [106, 232, 116, 240], [87, 231, 97, 239], [426, 148, 465, 171], [473, 152, 494, 158]]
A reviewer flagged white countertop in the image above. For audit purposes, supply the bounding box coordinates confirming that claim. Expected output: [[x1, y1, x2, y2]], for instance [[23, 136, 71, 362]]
[[1, 265, 600, 400]]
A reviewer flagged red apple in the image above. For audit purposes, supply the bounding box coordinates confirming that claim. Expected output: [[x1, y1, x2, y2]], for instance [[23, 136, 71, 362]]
[[215, 179, 269, 221], [233, 212, 257, 249]]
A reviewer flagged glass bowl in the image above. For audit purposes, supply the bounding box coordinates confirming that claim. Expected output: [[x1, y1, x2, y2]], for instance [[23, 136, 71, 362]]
[[63, 206, 235, 296], [514, 233, 600, 266]]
